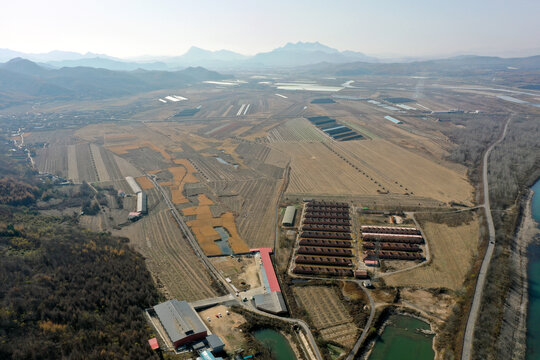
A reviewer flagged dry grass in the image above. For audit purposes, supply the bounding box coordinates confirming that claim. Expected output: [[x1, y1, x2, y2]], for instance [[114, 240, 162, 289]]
[[384, 215, 480, 290], [184, 199, 250, 256], [135, 176, 154, 190], [107, 141, 172, 160], [167, 163, 199, 204], [104, 133, 137, 142], [198, 194, 214, 205], [277, 142, 381, 195], [338, 139, 473, 204]]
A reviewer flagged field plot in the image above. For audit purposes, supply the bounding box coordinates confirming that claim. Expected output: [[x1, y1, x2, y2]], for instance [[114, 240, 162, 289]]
[[209, 178, 281, 248], [75, 143, 99, 182], [337, 139, 473, 204], [35, 145, 68, 177], [294, 286, 358, 348], [114, 197, 218, 301], [384, 215, 480, 289], [277, 142, 381, 195], [113, 153, 143, 178], [183, 194, 250, 256], [90, 143, 110, 182], [167, 162, 199, 204], [267, 118, 327, 143], [135, 176, 154, 190]]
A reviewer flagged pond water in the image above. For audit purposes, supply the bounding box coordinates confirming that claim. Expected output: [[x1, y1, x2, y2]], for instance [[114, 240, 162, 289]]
[[215, 157, 239, 169], [253, 329, 296, 360], [369, 314, 434, 360], [214, 226, 232, 255]]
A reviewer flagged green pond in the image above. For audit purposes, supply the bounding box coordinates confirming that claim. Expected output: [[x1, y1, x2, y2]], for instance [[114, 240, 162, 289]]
[[369, 315, 434, 360], [253, 329, 296, 360], [526, 178, 540, 358]]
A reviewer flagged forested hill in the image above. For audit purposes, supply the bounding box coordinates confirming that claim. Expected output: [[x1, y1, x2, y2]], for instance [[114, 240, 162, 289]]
[[0, 209, 161, 359], [0, 140, 161, 359], [0, 57, 228, 104]]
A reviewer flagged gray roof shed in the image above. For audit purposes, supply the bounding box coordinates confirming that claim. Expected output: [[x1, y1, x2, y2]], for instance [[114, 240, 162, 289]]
[[153, 300, 207, 344], [282, 206, 297, 226]]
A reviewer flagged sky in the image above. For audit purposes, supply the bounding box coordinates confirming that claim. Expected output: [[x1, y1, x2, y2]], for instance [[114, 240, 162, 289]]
[[1, 0, 539, 58]]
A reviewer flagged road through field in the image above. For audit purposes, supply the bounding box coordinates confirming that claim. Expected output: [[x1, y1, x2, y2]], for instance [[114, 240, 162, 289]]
[[462, 114, 513, 360]]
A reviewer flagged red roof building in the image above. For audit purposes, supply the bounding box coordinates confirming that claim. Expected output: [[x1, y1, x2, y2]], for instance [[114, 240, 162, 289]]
[[250, 248, 281, 292], [148, 337, 159, 350]]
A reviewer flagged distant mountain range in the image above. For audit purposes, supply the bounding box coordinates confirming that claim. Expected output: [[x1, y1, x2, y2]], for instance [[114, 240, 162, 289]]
[[317, 54, 540, 77], [0, 57, 227, 107], [0, 42, 378, 71], [1, 50, 539, 109]]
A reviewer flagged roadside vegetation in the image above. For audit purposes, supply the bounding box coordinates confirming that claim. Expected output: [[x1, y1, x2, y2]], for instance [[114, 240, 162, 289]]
[[432, 112, 540, 359], [472, 114, 540, 359]]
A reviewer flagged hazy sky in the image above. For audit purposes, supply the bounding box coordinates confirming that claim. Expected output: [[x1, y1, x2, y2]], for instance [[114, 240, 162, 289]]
[[2, 0, 539, 58]]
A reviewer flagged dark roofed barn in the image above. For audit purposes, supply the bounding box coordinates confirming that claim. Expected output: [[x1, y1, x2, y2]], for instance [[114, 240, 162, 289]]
[[153, 300, 208, 349]]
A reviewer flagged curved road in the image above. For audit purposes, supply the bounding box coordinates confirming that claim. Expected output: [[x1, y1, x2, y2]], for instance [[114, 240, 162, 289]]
[[461, 114, 513, 360]]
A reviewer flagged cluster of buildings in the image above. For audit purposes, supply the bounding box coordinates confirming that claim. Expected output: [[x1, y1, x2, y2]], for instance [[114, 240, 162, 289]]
[[250, 248, 287, 315], [125, 176, 147, 221], [292, 201, 368, 279], [147, 299, 225, 358]]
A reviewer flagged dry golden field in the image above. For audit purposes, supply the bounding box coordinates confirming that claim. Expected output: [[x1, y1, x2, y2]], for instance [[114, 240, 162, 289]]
[[384, 214, 480, 290], [183, 194, 250, 256]]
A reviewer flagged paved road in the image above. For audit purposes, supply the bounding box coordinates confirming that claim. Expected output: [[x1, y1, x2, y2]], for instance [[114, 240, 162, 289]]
[[346, 280, 376, 360], [190, 294, 235, 310], [461, 114, 512, 360], [148, 174, 323, 360]]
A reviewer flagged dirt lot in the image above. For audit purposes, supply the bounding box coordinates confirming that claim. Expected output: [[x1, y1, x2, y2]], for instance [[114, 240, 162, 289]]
[[211, 256, 261, 291], [399, 288, 455, 324], [199, 305, 247, 352]]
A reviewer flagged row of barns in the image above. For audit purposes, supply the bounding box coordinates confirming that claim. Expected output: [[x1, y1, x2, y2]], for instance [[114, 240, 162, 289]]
[[292, 201, 367, 279], [361, 225, 425, 266], [307, 116, 363, 142]]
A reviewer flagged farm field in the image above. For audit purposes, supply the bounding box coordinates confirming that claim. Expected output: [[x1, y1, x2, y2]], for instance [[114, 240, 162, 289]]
[[183, 194, 250, 256], [21, 81, 493, 324], [293, 286, 358, 348], [275, 141, 382, 195], [267, 113, 472, 204], [114, 195, 219, 301], [384, 214, 480, 290]]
